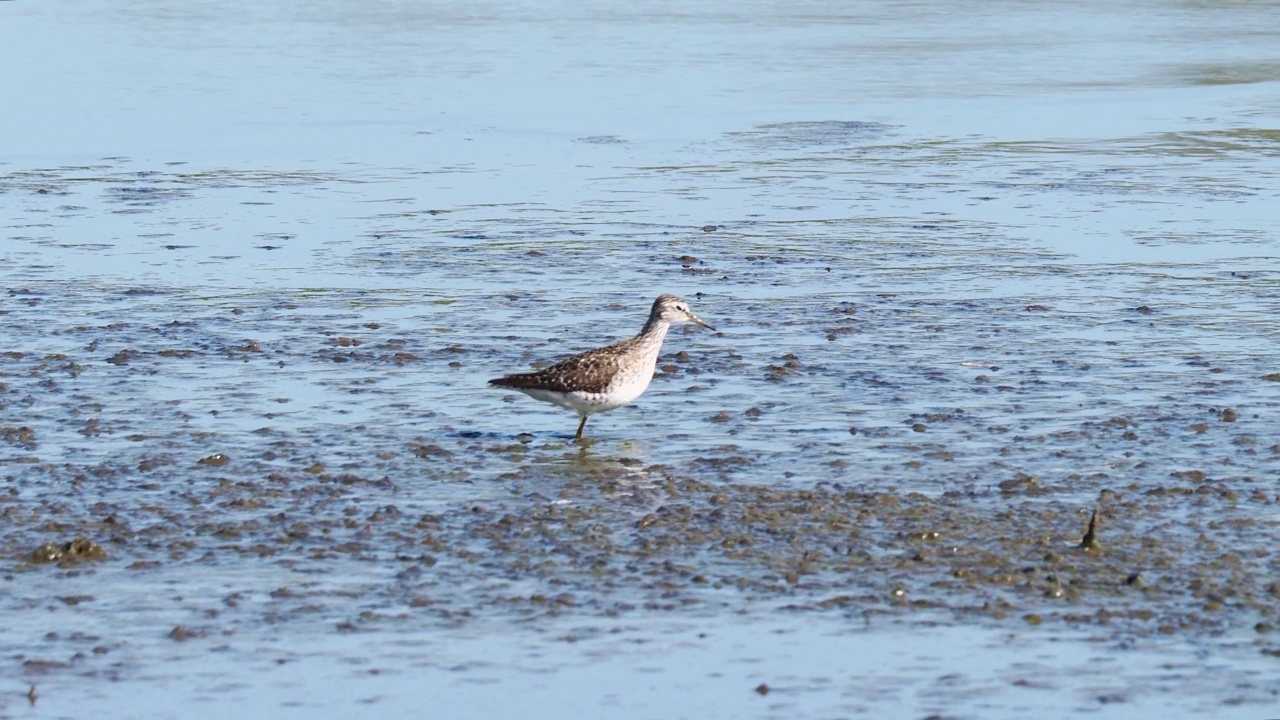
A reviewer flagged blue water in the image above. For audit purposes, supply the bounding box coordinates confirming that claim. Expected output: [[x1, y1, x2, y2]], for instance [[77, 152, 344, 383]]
[[3, 0, 1280, 717]]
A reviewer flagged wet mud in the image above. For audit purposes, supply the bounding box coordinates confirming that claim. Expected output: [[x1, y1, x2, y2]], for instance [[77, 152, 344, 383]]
[[3, 153, 1278, 705], [3, 71, 1280, 718]]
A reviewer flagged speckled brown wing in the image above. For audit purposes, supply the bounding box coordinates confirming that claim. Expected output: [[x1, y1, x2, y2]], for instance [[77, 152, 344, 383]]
[[489, 342, 630, 395]]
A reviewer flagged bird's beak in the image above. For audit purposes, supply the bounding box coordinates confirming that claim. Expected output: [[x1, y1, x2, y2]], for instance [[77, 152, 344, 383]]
[[688, 312, 716, 332]]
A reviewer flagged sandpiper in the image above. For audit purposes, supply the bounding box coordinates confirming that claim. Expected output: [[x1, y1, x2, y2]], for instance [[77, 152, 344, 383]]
[[489, 295, 715, 439]]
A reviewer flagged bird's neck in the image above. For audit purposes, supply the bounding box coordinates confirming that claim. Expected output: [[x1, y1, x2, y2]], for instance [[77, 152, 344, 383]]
[[635, 318, 671, 347]]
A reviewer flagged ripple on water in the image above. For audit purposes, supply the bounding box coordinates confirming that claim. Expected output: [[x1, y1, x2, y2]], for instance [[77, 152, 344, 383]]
[[4, 100, 1280, 716]]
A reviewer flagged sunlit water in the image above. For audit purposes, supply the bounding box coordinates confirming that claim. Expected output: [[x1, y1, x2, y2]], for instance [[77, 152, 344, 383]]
[[3, 0, 1280, 717]]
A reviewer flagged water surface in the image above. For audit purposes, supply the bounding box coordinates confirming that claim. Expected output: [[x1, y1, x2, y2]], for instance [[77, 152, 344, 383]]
[[2, 0, 1280, 717]]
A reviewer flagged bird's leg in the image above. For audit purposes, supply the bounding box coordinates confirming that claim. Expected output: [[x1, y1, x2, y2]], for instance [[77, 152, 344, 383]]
[[575, 416, 588, 439]]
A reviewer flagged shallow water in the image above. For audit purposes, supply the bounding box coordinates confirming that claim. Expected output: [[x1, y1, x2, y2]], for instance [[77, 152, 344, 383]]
[[3, 0, 1280, 717], [13, 613, 1280, 720]]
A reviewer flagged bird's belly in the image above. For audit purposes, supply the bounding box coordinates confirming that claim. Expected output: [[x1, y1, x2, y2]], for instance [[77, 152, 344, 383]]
[[602, 370, 654, 408], [517, 372, 654, 417], [517, 388, 620, 415]]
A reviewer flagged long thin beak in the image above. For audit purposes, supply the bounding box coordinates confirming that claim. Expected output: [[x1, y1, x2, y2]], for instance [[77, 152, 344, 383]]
[[688, 313, 716, 332]]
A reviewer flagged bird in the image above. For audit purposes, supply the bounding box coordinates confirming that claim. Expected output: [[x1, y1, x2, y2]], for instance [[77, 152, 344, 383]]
[[489, 294, 715, 439]]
